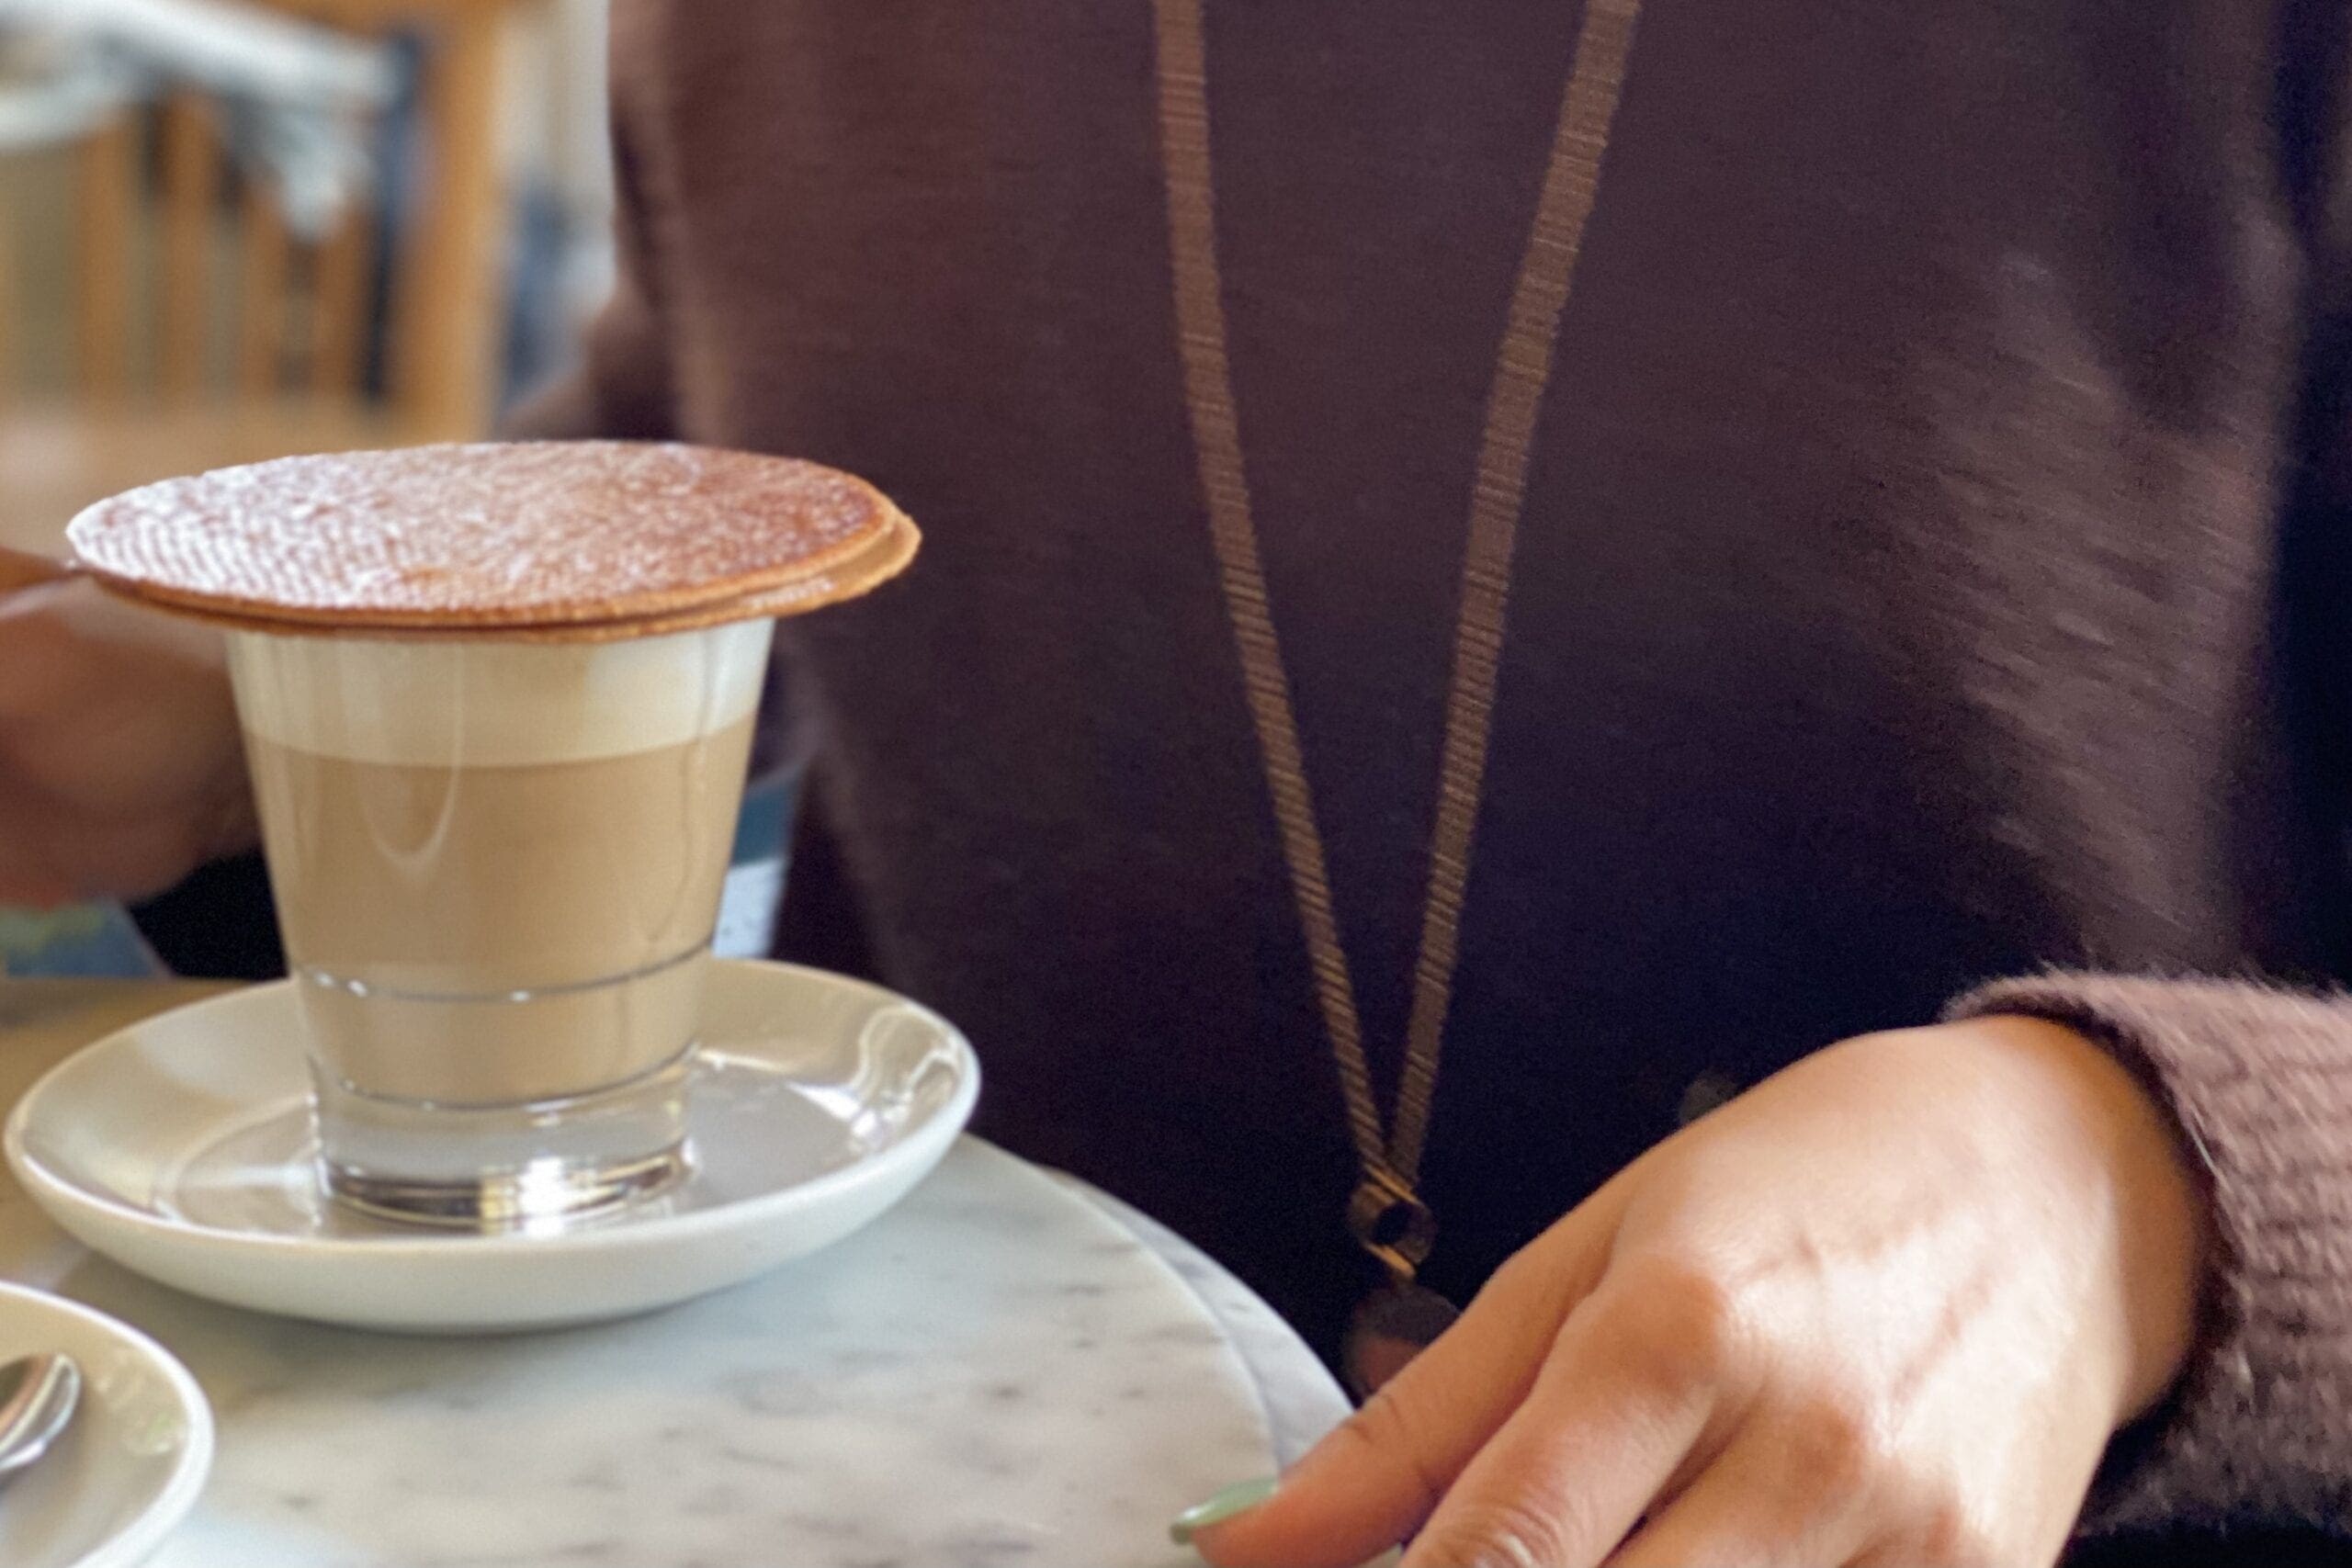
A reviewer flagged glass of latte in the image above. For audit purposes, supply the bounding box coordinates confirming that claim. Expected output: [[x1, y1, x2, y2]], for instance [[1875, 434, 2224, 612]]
[[66, 442, 917, 1228], [230, 621, 771, 1223]]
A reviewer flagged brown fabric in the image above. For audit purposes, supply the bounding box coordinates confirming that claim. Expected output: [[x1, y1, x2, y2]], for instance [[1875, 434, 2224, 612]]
[[1951, 976, 2352, 1535], [519, 0, 2352, 1546]]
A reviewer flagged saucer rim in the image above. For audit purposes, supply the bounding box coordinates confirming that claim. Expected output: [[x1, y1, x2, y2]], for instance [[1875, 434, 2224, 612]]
[[3, 960, 981, 1262], [0, 1280, 214, 1568]]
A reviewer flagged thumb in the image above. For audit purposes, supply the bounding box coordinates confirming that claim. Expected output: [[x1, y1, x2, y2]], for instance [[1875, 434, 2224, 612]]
[[1188, 1190, 1624, 1568]]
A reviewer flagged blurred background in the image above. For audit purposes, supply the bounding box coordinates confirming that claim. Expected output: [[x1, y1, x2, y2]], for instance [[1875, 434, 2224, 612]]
[[0, 0, 622, 976], [0, 0, 614, 553]]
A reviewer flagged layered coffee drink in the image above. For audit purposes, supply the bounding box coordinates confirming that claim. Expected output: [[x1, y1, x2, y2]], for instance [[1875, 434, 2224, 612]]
[[66, 442, 917, 1228], [232, 623, 768, 1107]]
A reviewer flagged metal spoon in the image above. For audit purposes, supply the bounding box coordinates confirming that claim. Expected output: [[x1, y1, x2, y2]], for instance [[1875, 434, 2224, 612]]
[[0, 1353, 81, 1482]]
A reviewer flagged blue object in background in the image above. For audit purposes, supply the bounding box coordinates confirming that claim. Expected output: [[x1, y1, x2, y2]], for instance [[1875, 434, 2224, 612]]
[[715, 767, 797, 960], [0, 772, 796, 978], [0, 764, 797, 978], [0, 902, 164, 978]]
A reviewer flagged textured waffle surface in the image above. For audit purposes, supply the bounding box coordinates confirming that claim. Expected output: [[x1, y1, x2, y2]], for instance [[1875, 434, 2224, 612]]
[[67, 442, 916, 635]]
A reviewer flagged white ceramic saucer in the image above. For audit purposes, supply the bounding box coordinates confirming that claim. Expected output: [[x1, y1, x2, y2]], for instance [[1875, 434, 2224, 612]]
[[0, 1284, 212, 1568], [4, 962, 978, 1333]]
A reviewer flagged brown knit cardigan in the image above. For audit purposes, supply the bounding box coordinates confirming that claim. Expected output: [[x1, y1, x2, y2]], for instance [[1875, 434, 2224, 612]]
[[513, 1, 2352, 1550]]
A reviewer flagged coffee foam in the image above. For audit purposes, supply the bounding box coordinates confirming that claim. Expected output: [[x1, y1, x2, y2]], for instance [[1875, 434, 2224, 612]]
[[228, 620, 772, 767]]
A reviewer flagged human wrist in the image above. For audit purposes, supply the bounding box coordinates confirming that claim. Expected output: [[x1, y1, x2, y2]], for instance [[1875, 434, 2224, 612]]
[[1939, 1013, 2208, 1421]]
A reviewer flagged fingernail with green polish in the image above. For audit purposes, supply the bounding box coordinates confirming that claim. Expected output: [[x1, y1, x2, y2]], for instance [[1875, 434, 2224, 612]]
[[1170, 1476, 1279, 1545]]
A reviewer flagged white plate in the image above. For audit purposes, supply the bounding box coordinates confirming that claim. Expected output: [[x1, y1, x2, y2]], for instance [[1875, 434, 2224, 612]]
[[0, 1284, 211, 1568], [4, 962, 978, 1333]]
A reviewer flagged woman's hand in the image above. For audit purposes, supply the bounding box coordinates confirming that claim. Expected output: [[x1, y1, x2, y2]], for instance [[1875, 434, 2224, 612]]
[[1187, 1017, 2205, 1567], [0, 579, 254, 906]]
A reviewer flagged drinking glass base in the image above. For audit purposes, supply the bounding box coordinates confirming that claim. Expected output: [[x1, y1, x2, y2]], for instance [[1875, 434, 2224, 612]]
[[322, 1144, 689, 1230], [312, 1054, 694, 1233]]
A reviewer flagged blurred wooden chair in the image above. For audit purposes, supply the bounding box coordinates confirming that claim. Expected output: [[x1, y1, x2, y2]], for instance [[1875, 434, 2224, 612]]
[[0, 0, 526, 556]]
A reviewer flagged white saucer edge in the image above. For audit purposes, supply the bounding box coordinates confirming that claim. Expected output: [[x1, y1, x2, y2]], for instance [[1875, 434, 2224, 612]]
[[2, 1030, 981, 1262], [1, 963, 982, 1332]]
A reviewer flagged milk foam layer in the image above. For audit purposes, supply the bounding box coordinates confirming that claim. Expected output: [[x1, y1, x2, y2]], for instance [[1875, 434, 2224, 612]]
[[227, 619, 772, 767]]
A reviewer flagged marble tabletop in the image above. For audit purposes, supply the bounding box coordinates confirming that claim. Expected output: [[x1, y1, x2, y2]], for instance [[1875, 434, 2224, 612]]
[[0, 981, 1351, 1567]]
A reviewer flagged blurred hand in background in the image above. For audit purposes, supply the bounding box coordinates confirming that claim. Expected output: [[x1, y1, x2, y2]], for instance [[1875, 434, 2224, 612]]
[[0, 577, 252, 906]]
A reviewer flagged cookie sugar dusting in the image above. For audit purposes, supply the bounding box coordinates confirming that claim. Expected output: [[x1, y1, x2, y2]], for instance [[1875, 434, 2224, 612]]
[[67, 442, 916, 636]]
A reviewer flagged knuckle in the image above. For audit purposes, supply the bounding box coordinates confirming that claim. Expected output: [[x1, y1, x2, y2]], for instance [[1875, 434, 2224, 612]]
[[1909, 1490, 2000, 1566], [1778, 1392, 1884, 1497], [1881, 1467, 2003, 1566], [1330, 1385, 1409, 1460], [1411, 1500, 1579, 1568], [1600, 1252, 1750, 1389], [1327, 1383, 1447, 1506]]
